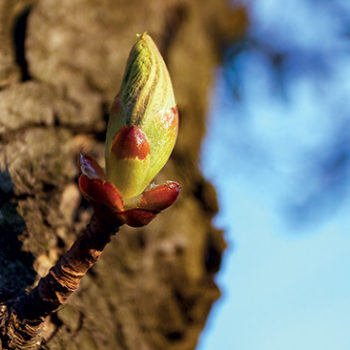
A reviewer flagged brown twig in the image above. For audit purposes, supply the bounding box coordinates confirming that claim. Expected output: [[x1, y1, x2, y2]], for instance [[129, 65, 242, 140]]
[[0, 215, 119, 350]]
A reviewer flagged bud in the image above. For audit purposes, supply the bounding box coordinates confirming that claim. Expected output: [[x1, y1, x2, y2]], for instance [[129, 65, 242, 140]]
[[78, 34, 180, 228], [105, 33, 178, 199]]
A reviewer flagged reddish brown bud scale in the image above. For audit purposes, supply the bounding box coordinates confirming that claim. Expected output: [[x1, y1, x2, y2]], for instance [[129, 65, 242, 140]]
[[139, 182, 181, 211], [78, 154, 180, 227], [111, 126, 150, 160], [79, 174, 124, 212], [122, 209, 156, 227], [79, 153, 106, 179]]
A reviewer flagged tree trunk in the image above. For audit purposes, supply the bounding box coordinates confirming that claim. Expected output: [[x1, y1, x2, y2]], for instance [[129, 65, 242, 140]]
[[0, 0, 245, 349]]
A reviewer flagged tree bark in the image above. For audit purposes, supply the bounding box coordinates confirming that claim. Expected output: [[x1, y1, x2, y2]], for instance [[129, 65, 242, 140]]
[[0, 0, 246, 349]]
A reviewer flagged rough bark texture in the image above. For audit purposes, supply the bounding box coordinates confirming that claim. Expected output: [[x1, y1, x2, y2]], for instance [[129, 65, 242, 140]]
[[0, 1, 246, 349]]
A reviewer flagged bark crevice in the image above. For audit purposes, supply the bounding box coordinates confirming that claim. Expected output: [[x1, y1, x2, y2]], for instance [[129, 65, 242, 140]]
[[12, 6, 32, 81]]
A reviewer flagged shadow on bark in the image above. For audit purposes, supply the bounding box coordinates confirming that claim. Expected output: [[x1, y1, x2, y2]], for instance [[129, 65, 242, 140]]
[[12, 6, 32, 82], [0, 170, 36, 303]]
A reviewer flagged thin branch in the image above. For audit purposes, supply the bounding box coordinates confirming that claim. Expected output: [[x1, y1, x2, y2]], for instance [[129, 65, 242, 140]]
[[0, 215, 119, 350]]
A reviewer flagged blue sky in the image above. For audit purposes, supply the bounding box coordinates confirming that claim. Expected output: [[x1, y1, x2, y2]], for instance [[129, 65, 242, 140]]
[[197, 1, 350, 349]]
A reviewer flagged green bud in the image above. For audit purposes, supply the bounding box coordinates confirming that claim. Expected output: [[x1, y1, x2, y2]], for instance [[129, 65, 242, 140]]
[[106, 33, 178, 199]]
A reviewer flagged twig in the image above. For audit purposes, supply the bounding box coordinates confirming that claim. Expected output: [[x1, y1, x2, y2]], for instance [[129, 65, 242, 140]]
[[0, 215, 119, 349]]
